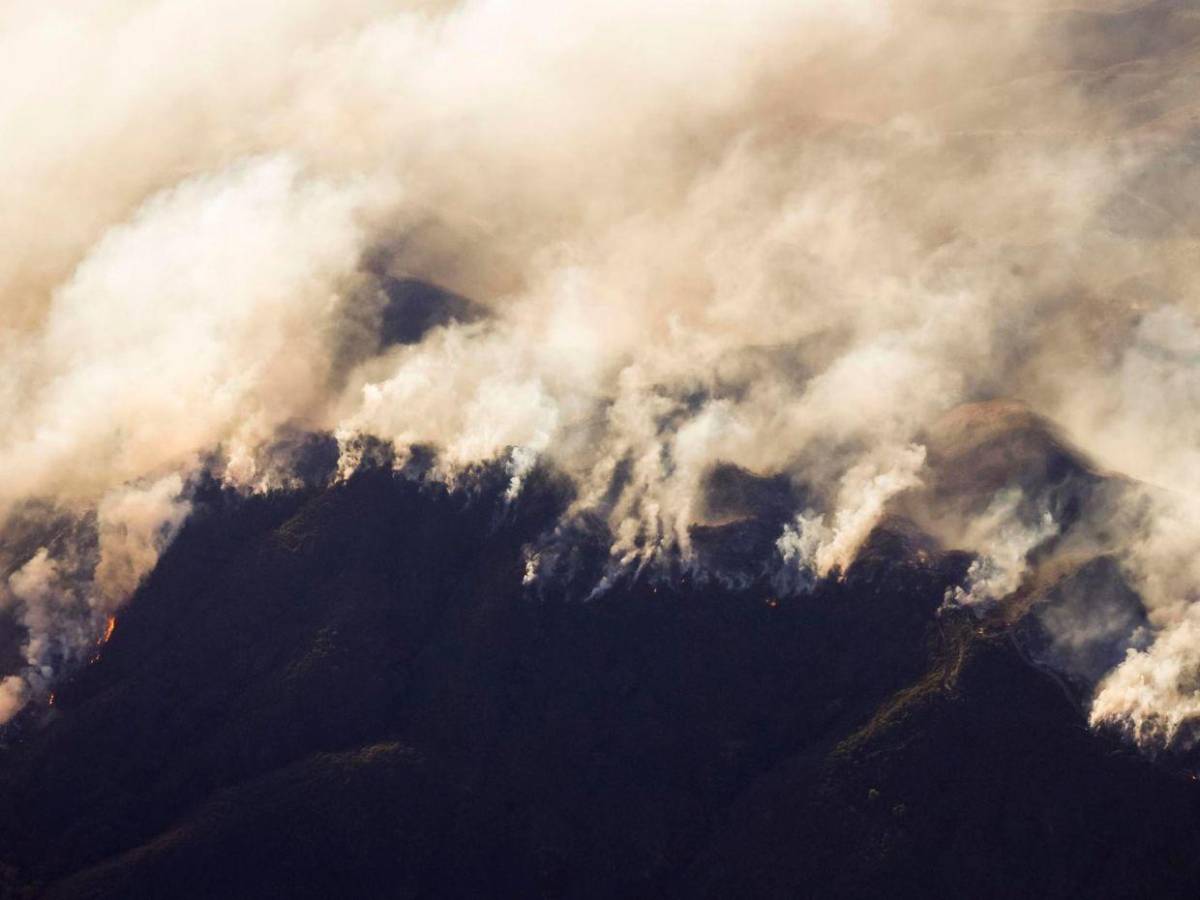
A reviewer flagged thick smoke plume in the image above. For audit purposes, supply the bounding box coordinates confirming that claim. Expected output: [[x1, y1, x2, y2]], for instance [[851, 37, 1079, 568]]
[[2, 0, 1200, 745]]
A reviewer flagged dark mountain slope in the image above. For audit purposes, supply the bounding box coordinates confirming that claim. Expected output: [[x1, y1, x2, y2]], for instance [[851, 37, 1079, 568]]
[[0, 463, 1197, 899], [685, 619, 1200, 899]]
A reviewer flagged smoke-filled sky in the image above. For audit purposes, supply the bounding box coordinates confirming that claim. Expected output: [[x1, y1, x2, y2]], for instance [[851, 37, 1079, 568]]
[[2, 0, 1200, 745]]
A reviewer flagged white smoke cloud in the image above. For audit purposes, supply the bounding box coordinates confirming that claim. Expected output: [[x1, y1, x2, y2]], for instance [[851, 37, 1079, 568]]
[[1077, 482, 1200, 748], [0, 676, 28, 724], [1, 0, 1199, 742], [945, 488, 1058, 608], [0, 476, 189, 715], [778, 443, 926, 580], [94, 476, 191, 609], [1091, 604, 1200, 750]]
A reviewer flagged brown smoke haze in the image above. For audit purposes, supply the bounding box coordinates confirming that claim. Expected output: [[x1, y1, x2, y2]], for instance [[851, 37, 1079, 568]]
[[2, 0, 1200, 746]]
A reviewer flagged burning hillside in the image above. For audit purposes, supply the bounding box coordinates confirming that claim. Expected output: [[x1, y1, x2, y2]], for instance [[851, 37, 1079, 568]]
[[3, 1, 1200, 896]]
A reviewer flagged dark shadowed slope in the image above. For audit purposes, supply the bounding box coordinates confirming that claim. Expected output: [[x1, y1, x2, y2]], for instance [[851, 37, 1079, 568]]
[[0, 451, 1197, 900]]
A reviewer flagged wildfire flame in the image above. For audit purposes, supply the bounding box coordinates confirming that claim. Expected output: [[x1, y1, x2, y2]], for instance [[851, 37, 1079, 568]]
[[89, 616, 117, 665]]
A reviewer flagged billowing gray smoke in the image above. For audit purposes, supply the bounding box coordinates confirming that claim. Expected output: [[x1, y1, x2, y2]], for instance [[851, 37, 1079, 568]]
[[2, 0, 1200, 746]]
